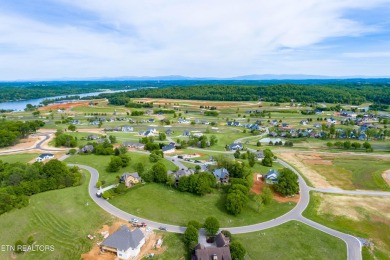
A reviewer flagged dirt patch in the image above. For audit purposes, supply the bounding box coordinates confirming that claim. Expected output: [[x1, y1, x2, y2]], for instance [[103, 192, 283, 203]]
[[39, 101, 91, 111], [317, 193, 390, 223], [382, 170, 390, 186], [296, 154, 332, 165], [82, 221, 166, 260], [0, 135, 41, 152], [251, 173, 300, 203], [278, 152, 335, 189], [136, 98, 259, 108]]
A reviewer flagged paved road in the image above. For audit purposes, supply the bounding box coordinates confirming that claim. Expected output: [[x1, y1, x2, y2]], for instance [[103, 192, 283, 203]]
[[69, 158, 371, 260], [68, 164, 186, 233], [4, 130, 389, 260]]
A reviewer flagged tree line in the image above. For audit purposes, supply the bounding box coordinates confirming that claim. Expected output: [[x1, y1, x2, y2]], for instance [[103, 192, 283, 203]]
[[0, 159, 82, 214], [0, 120, 44, 148], [103, 84, 390, 105]]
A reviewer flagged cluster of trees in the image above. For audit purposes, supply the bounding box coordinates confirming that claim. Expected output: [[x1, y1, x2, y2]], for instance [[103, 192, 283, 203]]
[[139, 137, 162, 151], [107, 154, 131, 172], [40, 95, 81, 106], [54, 130, 77, 147], [269, 140, 293, 147], [328, 141, 373, 152], [0, 120, 44, 148], [274, 168, 299, 196], [200, 105, 217, 110], [176, 135, 217, 149], [103, 83, 390, 105], [0, 159, 82, 214], [233, 150, 256, 167], [126, 102, 153, 108], [149, 150, 164, 162], [139, 162, 168, 183], [176, 172, 216, 196], [261, 149, 275, 167], [225, 179, 250, 215], [131, 110, 144, 116], [204, 111, 219, 116]]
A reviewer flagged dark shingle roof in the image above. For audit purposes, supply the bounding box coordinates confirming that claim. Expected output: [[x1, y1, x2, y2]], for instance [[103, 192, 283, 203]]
[[101, 226, 144, 251], [195, 246, 231, 260]]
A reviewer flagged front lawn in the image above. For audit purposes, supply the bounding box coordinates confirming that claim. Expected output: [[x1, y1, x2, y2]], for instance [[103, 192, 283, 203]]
[[235, 220, 347, 260], [109, 183, 295, 227], [64, 152, 178, 185], [0, 153, 40, 163], [0, 170, 112, 260]]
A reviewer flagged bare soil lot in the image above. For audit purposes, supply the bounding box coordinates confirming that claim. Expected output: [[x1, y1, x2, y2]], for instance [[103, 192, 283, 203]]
[[251, 173, 300, 203]]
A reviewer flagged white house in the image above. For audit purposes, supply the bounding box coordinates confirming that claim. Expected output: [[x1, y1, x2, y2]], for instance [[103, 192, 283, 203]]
[[100, 226, 145, 260], [36, 153, 55, 162], [192, 132, 203, 138], [264, 169, 279, 184]]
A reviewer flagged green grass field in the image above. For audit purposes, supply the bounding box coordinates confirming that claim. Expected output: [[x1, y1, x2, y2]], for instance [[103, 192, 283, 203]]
[[303, 192, 390, 259], [0, 170, 112, 260], [235, 220, 347, 260], [110, 183, 295, 227], [0, 153, 40, 163], [308, 156, 390, 191], [64, 153, 178, 185]]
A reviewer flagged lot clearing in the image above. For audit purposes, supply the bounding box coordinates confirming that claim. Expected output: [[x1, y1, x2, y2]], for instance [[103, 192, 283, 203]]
[[383, 170, 390, 186], [38, 100, 91, 111], [82, 221, 166, 260], [278, 152, 390, 191], [304, 192, 390, 259], [278, 152, 334, 189], [0, 135, 43, 152]]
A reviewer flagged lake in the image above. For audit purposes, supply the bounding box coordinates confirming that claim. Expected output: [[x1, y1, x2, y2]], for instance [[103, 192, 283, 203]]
[[0, 89, 134, 111]]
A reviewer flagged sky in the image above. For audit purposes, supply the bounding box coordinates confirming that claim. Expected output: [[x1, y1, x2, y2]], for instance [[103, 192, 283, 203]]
[[0, 0, 390, 80]]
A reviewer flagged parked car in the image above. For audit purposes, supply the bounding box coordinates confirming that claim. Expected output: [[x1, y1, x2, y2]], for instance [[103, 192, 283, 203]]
[[129, 218, 139, 223], [159, 226, 167, 231]]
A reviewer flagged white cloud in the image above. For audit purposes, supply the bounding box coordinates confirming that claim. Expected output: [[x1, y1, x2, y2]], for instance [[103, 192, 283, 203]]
[[0, 0, 390, 79]]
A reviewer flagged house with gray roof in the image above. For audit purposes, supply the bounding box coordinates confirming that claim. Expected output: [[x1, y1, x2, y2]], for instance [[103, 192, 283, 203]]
[[228, 143, 243, 151], [100, 226, 145, 260], [264, 169, 279, 184], [162, 144, 176, 153], [122, 142, 145, 150], [193, 232, 231, 260], [120, 172, 142, 187], [80, 144, 94, 153], [213, 168, 229, 183]]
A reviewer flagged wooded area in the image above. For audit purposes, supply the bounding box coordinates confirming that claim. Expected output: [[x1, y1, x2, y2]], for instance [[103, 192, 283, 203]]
[[0, 120, 44, 147], [103, 83, 390, 105]]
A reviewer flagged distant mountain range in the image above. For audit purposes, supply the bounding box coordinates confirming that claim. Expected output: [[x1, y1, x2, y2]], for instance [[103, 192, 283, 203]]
[[9, 74, 390, 82]]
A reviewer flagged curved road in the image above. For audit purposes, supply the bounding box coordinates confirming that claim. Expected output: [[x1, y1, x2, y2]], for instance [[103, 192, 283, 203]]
[[0, 133, 65, 155], [4, 130, 389, 260], [65, 158, 390, 260]]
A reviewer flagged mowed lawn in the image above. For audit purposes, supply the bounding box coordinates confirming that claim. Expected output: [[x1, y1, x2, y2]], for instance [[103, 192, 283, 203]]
[[110, 183, 295, 227], [0, 170, 112, 260], [235, 220, 347, 260], [308, 156, 390, 191], [303, 192, 390, 259], [0, 153, 40, 163], [64, 153, 178, 185]]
